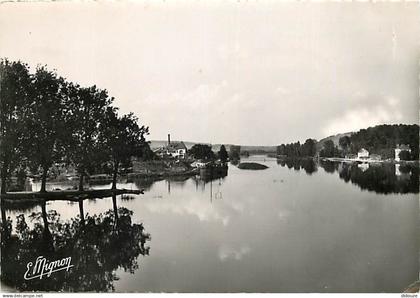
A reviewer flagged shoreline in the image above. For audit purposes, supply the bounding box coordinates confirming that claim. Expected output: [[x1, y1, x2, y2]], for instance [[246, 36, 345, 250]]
[[321, 157, 419, 164], [0, 188, 143, 203]]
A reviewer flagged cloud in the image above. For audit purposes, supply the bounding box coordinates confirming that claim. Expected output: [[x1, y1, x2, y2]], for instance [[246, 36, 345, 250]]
[[144, 197, 230, 226], [322, 96, 403, 137], [1, 2, 417, 145]]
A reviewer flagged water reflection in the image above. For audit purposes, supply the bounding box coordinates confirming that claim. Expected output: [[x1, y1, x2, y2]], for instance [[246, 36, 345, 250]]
[[1, 198, 150, 292], [129, 165, 228, 197], [277, 158, 318, 175], [319, 160, 339, 174], [336, 163, 419, 194], [1, 157, 418, 292], [277, 158, 419, 194]]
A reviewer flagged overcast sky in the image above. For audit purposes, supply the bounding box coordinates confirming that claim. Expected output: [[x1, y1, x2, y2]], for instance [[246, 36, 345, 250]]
[[1, 1, 419, 145]]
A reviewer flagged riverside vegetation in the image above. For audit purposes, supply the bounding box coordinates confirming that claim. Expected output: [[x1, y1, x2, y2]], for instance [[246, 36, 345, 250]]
[[0, 59, 150, 195]]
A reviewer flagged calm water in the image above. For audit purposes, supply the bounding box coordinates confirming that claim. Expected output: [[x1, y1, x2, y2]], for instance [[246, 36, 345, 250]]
[[2, 156, 419, 292]]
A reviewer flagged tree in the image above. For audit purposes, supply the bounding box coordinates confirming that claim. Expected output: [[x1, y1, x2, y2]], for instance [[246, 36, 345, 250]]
[[320, 140, 336, 158], [188, 144, 215, 160], [0, 60, 31, 194], [100, 108, 149, 189], [218, 145, 228, 162], [229, 145, 241, 160], [277, 144, 286, 156], [339, 136, 351, 154], [22, 66, 67, 192], [301, 139, 317, 157], [137, 142, 155, 161], [64, 84, 113, 190], [343, 124, 418, 159]]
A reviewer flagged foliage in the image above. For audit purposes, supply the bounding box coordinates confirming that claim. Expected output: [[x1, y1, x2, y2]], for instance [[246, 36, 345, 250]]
[[99, 108, 149, 188], [277, 139, 317, 158], [346, 124, 419, 160], [21, 66, 68, 192], [0, 59, 32, 193], [218, 145, 228, 162], [338, 136, 351, 153], [0, 59, 151, 193], [319, 140, 341, 158], [64, 84, 114, 189], [229, 145, 241, 160], [188, 144, 215, 161], [0, 205, 151, 292]]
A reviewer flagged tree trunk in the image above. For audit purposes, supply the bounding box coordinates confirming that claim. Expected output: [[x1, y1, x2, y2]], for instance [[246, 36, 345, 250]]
[[112, 193, 118, 224], [0, 176, 6, 195], [41, 200, 49, 229], [1, 200, 6, 226], [112, 162, 119, 190], [1, 162, 8, 194], [40, 166, 48, 193], [41, 200, 54, 252], [78, 172, 84, 191], [78, 199, 85, 226]]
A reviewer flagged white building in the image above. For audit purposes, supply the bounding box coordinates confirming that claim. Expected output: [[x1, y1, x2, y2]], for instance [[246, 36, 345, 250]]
[[153, 134, 188, 159], [395, 144, 411, 161], [358, 163, 369, 172], [357, 148, 369, 159], [166, 141, 188, 159]]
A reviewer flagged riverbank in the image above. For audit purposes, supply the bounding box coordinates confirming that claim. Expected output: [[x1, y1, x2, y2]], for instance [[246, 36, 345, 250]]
[[322, 157, 419, 165], [0, 188, 142, 203]]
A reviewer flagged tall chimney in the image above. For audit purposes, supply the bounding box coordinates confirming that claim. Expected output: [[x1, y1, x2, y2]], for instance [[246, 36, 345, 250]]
[[168, 134, 171, 146]]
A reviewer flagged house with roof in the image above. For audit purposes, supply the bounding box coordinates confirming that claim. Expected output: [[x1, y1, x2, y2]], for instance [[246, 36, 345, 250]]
[[357, 148, 369, 159], [395, 144, 411, 161], [166, 141, 188, 159], [153, 134, 188, 159]]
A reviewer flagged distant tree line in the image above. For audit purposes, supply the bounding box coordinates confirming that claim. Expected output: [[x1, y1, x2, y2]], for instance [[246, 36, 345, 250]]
[[279, 125, 419, 160], [320, 124, 419, 159], [337, 124, 419, 160], [319, 140, 342, 158], [0, 59, 150, 194], [276, 139, 317, 158]]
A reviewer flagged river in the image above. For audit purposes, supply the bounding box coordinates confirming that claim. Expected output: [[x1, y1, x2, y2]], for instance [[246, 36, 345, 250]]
[[2, 156, 418, 292]]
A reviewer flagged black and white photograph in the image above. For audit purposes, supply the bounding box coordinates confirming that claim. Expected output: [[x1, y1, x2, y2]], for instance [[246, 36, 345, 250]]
[[0, 0, 419, 295]]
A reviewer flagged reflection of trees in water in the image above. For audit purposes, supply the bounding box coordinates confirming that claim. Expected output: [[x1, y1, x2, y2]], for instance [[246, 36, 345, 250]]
[[277, 158, 318, 175], [196, 166, 228, 184], [278, 158, 419, 194], [319, 160, 339, 174], [133, 177, 162, 192], [1, 199, 41, 212], [1, 200, 150, 292], [337, 163, 419, 194], [230, 159, 240, 166], [133, 176, 190, 193], [130, 167, 228, 195], [191, 168, 227, 200]]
